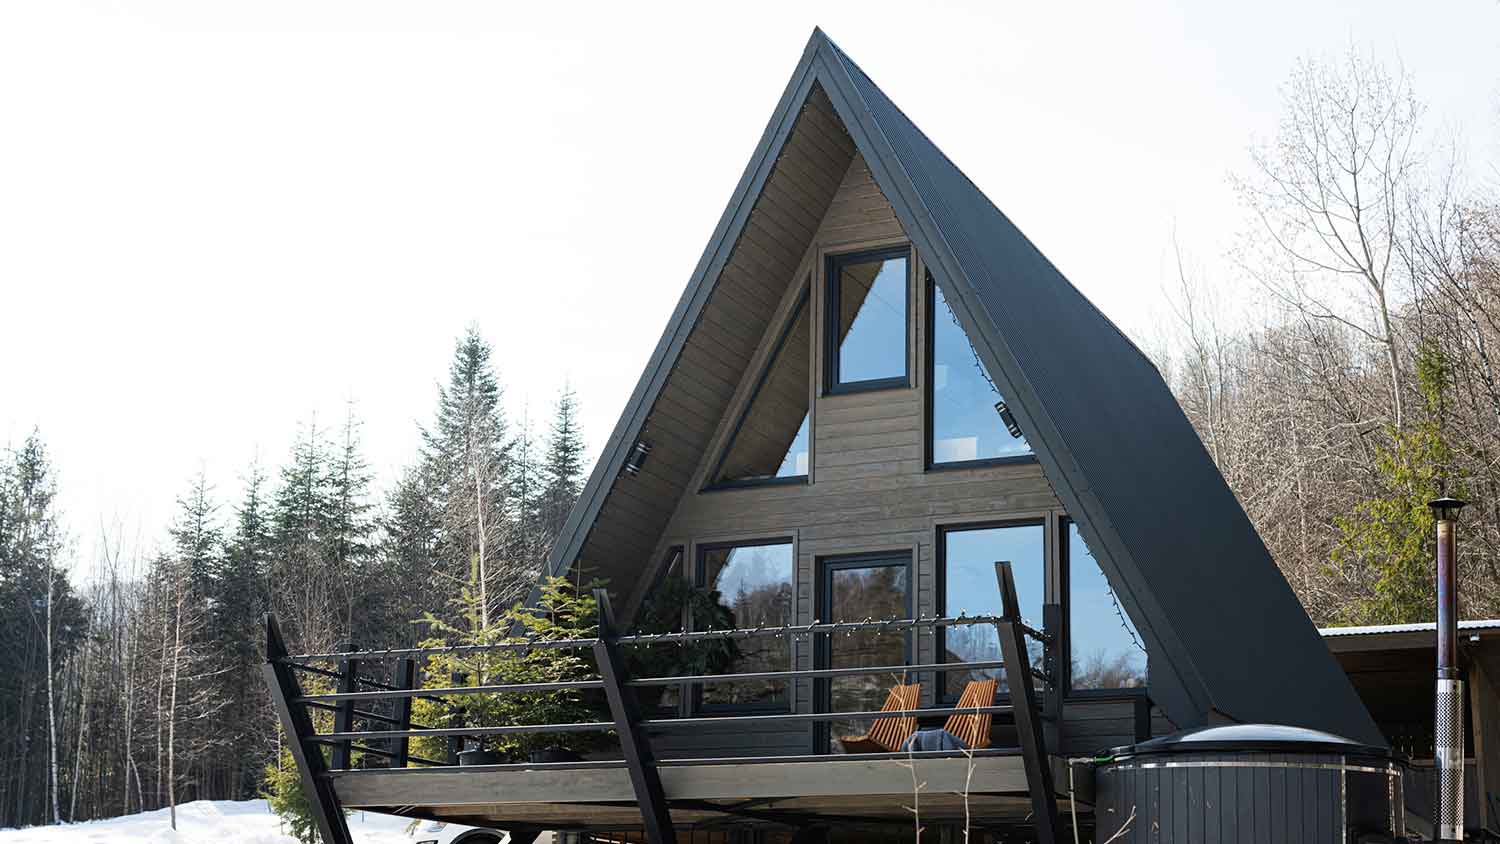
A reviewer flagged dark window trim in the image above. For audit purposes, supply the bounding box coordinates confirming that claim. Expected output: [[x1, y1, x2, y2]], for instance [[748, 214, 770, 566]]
[[824, 245, 911, 395], [935, 519, 1045, 705], [815, 550, 914, 753], [703, 287, 812, 492], [924, 273, 1036, 471], [692, 538, 797, 715], [1060, 516, 1149, 700]]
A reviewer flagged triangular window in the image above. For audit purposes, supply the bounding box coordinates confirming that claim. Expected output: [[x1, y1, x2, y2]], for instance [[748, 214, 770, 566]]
[[928, 277, 1033, 466], [711, 292, 811, 486]]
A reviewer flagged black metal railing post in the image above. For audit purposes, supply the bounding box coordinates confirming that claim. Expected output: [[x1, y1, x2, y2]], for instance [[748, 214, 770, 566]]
[[1042, 601, 1063, 747], [447, 671, 467, 764], [593, 588, 676, 844], [994, 562, 1061, 844], [261, 614, 353, 844], [331, 655, 359, 770], [390, 658, 416, 768]]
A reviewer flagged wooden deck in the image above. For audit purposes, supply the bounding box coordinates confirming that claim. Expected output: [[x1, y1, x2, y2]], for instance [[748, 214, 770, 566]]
[[330, 751, 1089, 832]]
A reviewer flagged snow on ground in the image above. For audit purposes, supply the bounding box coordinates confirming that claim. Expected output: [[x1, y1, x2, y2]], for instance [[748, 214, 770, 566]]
[[0, 800, 432, 844]]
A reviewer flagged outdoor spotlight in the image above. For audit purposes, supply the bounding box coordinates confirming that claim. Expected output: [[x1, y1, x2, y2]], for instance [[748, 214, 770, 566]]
[[995, 400, 1023, 439], [623, 440, 653, 476]]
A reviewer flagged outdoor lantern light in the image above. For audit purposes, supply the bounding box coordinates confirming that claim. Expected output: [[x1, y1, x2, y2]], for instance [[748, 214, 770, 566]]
[[995, 400, 1023, 440], [1430, 493, 1467, 844], [623, 440, 653, 476]]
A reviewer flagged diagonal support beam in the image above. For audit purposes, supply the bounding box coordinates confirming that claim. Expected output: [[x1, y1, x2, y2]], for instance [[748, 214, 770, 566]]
[[262, 613, 353, 844], [994, 562, 1061, 844], [592, 588, 676, 844]]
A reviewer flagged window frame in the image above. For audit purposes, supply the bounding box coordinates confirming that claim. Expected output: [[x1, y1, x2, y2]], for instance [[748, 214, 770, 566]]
[[1060, 517, 1149, 701], [934, 518, 1046, 705], [924, 273, 1038, 471], [814, 550, 914, 753], [824, 245, 912, 395], [692, 537, 798, 714], [704, 287, 813, 491]]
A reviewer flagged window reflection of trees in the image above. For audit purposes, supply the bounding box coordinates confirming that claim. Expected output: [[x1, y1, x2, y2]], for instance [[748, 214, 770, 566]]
[[699, 543, 794, 708]]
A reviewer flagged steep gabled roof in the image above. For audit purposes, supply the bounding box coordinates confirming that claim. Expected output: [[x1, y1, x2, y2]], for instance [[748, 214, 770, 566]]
[[544, 29, 1382, 746]]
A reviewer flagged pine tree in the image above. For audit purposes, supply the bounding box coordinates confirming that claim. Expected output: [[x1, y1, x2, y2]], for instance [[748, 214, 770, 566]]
[[539, 384, 585, 554], [270, 418, 337, 652], [217, 459, 276, 797], [421, 326, 514, 629], [327, 403, 375, 639], [169, 470, 222, 594]]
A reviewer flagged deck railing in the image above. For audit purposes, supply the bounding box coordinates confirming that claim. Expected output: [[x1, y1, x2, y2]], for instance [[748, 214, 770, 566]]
[[263, 561, 1062, 844]]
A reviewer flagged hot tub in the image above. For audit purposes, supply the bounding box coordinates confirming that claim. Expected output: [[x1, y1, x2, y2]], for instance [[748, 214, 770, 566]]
[[1092, 723, 1407, 842]]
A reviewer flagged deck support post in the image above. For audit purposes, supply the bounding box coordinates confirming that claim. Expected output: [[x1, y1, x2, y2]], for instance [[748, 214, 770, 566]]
[[994, 562, 1062, 844], [592, 588, 676, 844], [262, 613, 353, 844], [331, 655, 359, 770], [390, 658, 416, 768]]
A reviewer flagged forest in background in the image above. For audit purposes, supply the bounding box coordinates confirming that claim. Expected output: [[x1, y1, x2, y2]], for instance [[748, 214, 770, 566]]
[[1, 46, 1499, 833], [0, 326, 585, 829]]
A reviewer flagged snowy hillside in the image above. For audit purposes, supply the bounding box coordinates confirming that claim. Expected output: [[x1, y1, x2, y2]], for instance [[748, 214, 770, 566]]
[[0, 800, 446, 843]]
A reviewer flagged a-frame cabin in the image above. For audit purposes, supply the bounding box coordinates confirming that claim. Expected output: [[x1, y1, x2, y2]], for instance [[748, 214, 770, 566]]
[[265, 29, 1384, 844]]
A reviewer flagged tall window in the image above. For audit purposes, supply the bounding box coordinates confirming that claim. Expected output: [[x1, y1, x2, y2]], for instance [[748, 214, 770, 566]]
[[1067, 522, 1147, 691], [826, 247, 909, 392], [696, 541, 795, 709], [938, 523, 1044, 700], [928, 278, 1032, 466], [711, 293, 811, 487]]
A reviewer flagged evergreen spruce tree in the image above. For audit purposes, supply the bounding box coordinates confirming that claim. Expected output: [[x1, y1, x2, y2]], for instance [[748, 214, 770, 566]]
[[269, 418, 338, 651], [420, 326, 514, 628], [218, 459, 276, 797], [168, 470, 222, 595], [327, 403, 375, 638], [539, 384, 585, 554]]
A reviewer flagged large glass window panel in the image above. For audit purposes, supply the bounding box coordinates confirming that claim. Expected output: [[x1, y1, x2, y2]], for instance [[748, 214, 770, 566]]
[[714, 297, 811, 485], [940, 523, 1044, 700], [828, 249, 909, 390], [821, 558, 910, 753], [929, 281, 1032, 465], [1068, 522, 1147, 691], [697, 542, 795, 708]]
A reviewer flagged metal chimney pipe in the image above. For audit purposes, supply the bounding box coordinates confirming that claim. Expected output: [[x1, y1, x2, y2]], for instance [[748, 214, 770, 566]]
[[1431, 495, 1467, 843]]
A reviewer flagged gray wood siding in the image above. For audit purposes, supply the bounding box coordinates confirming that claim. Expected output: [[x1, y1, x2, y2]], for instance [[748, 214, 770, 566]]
[[570, 85, 855, 590], [639, 152, 1077, 756]]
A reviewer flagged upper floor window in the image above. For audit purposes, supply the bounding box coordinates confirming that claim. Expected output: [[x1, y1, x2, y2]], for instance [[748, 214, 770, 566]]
[[696, 540, 795, 710], [710, 292, 811, 487], [928, 278, 1032, 467], [938, 522, 1044, 701], [1067, 522, 1147, 691], [825, 247, 909, 393]]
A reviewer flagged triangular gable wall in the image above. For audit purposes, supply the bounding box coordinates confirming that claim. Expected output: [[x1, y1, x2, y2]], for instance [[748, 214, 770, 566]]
[[544, 30, 1381, 745]]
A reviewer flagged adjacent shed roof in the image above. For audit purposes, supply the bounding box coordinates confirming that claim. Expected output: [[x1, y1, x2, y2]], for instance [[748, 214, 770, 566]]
[[542, 29, 1383, 746]]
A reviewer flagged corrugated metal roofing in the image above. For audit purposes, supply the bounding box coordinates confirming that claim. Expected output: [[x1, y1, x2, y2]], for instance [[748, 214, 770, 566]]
[[1320, 619, 1500, 637]]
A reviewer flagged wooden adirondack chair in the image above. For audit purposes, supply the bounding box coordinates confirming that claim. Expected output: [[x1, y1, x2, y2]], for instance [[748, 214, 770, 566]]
[[837, 682, 920, 753], [943, 678, 998, 750]]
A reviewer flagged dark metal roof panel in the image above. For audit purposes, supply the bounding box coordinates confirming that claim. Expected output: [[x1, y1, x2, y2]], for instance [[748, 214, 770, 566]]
[[817, 33, 1383, 747]]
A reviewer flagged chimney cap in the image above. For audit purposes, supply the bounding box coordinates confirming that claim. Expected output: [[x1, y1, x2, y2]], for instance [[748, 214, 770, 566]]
[[1429, 496, 1468, 518]]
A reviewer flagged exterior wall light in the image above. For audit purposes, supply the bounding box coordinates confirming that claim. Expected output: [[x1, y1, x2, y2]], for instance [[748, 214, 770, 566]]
[[995, 400, 1023, 439], [623, 440, 653, 476]]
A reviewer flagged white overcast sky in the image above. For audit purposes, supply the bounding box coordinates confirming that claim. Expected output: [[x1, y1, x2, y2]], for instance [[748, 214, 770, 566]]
[[2, 1, 1498, 574]]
